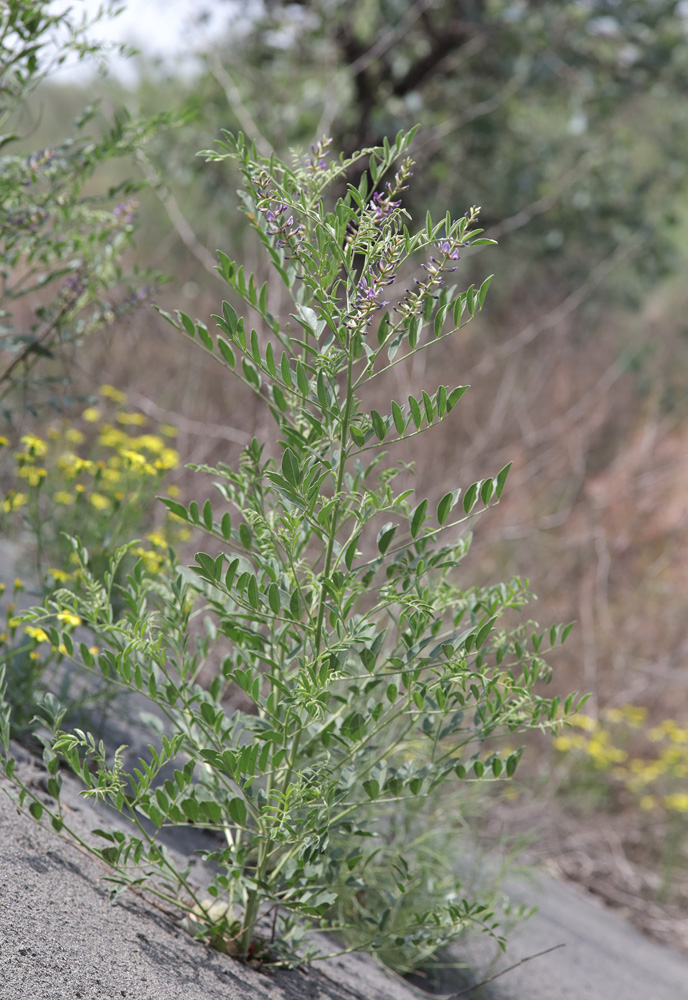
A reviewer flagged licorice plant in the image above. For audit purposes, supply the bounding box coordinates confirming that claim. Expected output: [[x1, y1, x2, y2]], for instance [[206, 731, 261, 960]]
[[1, 128, 582, 971]]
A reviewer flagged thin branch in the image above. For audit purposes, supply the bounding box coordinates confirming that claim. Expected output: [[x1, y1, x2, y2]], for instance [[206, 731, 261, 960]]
[[446, 942, 566, 999], [205, 52, 274, 158], [125, 389, 251, 446], [135, 152, 220, 277], [470, 229, 644, 377]]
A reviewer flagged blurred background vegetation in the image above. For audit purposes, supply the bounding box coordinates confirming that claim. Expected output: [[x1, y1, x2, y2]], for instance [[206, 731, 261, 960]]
[[3, 0, 688, 953]]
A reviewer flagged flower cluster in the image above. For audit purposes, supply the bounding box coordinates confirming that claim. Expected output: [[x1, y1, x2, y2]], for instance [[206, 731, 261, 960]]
[[555, 704, 688, 815], [396, 237, 466, 321], [369, 159, 412, 222], [112, 199, 139, 227], [0, 385, 186, 581], [264, 202, 304, 248], [307, 136, 332, 174]]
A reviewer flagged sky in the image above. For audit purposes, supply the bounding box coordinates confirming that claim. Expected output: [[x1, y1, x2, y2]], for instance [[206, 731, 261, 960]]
[[50, 0, 239, 84]]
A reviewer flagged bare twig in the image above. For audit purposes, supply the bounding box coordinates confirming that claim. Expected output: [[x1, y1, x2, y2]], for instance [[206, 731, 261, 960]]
[[446, 942, 566, 998], [205, 53, 273, 158], [135, 152, 220, 277], [470, 230, 644, 377], [125, 389, 251, 446]]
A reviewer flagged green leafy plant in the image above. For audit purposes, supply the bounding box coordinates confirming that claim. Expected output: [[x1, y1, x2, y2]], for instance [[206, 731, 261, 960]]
[[1, 129, 581, 970], [0, 0, 167, 421]]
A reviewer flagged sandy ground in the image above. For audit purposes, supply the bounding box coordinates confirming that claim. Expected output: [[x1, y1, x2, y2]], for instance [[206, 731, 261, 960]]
[[3, 739, 688, 1000]]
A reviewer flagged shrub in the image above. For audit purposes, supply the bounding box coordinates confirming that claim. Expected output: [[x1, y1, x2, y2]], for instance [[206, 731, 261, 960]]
[[1, 129, 581, 970]]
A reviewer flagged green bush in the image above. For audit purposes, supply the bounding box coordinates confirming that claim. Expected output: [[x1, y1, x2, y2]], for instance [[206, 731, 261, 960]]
[[1, 130, 582, 971]]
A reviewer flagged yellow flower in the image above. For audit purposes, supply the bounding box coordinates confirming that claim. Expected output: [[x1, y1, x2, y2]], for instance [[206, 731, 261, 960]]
[[0, 632, 7, 642], [53, 491, 73, 505], [621, 705, 647, 728], [167, 484, 180, 497], [2, 491, 28, 511], [603, 708, 623, 724], [57, 611, 81, 627], [121, 449, 146, 467], [0, 435, 9, 447], [58, 454, 95, 476], [65, 428, 85, 444], [117, 412, 146, 426], [88, 645, 99, 655], [100, 384, 127, 403], [98, 425, 128, 449], [14, 578, 22, 590], [75, 483, 85, 493], [25, 625, 49, 643], [663, 793, 688, 813], [18, 465, 46, 486], [133, 546, 162, 572], [570, 713, 597, 732], [20, 433, 47, 457], [82, 407, 101, 422], [155, 448, 179, 470], [160, 424, 178, 438], [89, 492, 109, 510], [29, 651, 39, 661], [132, 433, 165, 454], [554, 735, 574, 752], [47, 568, 70, 582], [101, 467, 121, 484], [146, 531, 167, 549]]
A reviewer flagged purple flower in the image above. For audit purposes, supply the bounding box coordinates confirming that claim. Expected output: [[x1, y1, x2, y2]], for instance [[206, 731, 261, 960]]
[[113, 199, 138, 225], [307, 136, 332, 174], [435, 240, 462, 260]]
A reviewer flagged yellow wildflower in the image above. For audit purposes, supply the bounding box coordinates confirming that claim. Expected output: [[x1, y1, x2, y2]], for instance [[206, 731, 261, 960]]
[[554, 735, 574, 752], [0, 435, 9, 447], [18, 465, 46, 486], [2, 491, 28, 511], [90, 492, 109, 510], [160, 424, 178, 438], [621, 705, 647, 728], [25, 625, 49, 643], [167, 484, 180, 497], [133, 546, 162, 572], [47, 568, 70, 582], [603, 708, 623, 724], [57, 611, 82, 627], [100, 384, 127, 403], [65, 428, 85, 444], [121, 449, 146, 467], [570, 713, 597, 732], [146, 531, 167, 549], [0, 633, 7, 643], [117, 412, 146, 426], [98, 425, 128, 449], [155, 448, 179, 470], [88, 645, 99, 655], [20, 433, 47, 457], [82, 407, 101, 422], [29, 651, 39, 661], [132, 433, 165, 454], [664, 793, 688, 813]]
